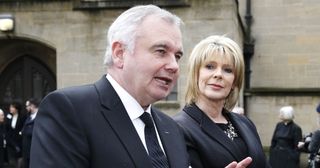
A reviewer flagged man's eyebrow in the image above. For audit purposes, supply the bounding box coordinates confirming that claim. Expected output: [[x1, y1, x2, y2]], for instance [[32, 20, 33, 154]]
[[151, 44, 184, 55], [150, 43, 168, 49]]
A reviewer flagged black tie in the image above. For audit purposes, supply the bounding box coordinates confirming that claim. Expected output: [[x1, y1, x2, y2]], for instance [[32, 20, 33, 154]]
[[140, 112, 169, 168]]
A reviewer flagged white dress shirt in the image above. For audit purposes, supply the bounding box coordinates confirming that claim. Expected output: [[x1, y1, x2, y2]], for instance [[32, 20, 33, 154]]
[[106, 74, 166, 154], [11, 114, 18, 129], [30, 110, 38, 120]]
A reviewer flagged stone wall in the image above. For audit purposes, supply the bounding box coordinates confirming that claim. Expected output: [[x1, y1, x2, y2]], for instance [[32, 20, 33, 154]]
[[238, 0, 320, 146], [247, 96, 319, 146], [0, 0, 243, 106]]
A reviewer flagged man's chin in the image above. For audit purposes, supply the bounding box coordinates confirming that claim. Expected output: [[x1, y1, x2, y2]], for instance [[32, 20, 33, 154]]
[[152, 93, 170, 102], [149, 85, 173, 100]]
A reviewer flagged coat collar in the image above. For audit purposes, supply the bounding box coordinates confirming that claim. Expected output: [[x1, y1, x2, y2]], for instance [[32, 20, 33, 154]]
[[183, 104, 266, 167], [229, 112, 261, 159], [94, 76, 152, 167], [183, 104, 245, 162], [229, 112, 266, 168]]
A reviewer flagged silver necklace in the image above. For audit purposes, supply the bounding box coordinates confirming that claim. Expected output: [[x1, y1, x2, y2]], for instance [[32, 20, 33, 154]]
[[224, 121, 238, 140]]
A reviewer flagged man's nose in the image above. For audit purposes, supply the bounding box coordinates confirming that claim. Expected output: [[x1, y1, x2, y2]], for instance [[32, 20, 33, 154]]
[[165, 55, 179, 73]]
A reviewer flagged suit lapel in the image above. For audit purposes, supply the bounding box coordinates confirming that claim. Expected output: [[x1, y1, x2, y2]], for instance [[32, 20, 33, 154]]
[[23, 117, 34, 127], [151, 108, 179, 168], [94, 76, 152, 168], [184, 105, 243, 162]]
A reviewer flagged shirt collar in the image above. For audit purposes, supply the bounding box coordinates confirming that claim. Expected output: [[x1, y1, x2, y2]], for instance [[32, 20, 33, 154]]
[[106, 74, 151, 121], [30, 111, 38, 120]]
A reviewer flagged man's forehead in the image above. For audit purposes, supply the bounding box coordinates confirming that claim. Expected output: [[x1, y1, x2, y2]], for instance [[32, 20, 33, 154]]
[[152, 41, 182, 50]]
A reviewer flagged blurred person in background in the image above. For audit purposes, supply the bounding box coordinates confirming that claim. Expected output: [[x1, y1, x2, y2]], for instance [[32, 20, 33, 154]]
[[232, 106, 244, 115], [21, 98, 39, 168], [6, 102, 26, 168], [269, 106, 302, 168], [0, 109, 6, 168], [299, 103, 320, 168]]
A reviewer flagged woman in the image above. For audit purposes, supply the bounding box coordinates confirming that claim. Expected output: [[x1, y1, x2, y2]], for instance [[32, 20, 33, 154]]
[[269, 106, 302, 168], [6, 102, 26, 167], [0, 108, 6, 167], [174, 35, 268, 168]]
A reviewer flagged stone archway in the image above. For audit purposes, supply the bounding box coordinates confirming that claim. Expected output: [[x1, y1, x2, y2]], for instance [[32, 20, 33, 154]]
[[0, 38, 56, 113]]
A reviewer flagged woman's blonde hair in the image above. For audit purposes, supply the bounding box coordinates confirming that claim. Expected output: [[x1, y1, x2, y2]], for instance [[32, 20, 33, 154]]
[[185, 35, 244, 111]]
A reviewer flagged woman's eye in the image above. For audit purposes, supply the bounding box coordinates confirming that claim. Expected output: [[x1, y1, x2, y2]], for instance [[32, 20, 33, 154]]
[[224, 68, 233, 73], [205, 64, 214, 69]]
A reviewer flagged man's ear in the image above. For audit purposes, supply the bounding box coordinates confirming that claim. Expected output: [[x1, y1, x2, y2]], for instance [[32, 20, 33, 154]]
[[111, 41, 125, 68]]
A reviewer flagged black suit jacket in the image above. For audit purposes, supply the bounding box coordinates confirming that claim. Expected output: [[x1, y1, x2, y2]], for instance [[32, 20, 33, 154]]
[[6, 113, 25, 152], [309, 129, 320, 154], [174, 104, 269, 168], [30, 76, 189, 168], [22, 116, 35, 160]]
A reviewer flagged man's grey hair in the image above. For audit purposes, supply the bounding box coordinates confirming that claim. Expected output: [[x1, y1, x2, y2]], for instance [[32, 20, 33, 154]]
[[103, 4, 183, 68]]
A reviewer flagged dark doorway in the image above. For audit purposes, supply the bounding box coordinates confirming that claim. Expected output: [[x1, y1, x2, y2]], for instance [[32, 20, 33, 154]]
[[0, 55, 56, 113]]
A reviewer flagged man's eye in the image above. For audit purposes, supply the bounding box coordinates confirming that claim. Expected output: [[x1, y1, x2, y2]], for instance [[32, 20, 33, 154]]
[[175, 54, 182, 61], [156, 49, 166, 55]]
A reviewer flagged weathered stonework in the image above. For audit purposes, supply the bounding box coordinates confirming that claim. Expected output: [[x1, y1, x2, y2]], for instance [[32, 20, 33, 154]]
[[1, 0, 319, 154]]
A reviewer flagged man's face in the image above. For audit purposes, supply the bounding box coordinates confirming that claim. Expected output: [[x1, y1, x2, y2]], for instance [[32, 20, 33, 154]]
[[26, 101, 31, 113], [120, 15, 183, 106], [9, 105, 17, 114]]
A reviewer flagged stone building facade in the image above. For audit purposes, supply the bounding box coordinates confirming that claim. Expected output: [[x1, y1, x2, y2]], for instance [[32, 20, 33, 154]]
[[0, 0, 319, 149], [238, 0, 320, 146]]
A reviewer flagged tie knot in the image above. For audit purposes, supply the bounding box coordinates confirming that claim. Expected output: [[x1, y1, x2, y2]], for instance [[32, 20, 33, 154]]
[[140, 112, 154, 128]]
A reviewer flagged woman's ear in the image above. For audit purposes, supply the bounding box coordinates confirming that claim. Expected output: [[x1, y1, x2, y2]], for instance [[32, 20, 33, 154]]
[[111, 41, 125, 68]]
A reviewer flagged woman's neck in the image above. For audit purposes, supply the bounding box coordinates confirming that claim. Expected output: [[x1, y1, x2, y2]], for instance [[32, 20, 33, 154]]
[[195, 98, 227, 124]]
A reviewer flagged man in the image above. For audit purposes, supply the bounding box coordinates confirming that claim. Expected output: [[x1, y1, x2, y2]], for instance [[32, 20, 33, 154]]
[[25, 100, 31, 114], [22, 98, 39, 168], [30, 5, 188, 168], [30, 5, 251, 168], [305, 103, 320, 168]]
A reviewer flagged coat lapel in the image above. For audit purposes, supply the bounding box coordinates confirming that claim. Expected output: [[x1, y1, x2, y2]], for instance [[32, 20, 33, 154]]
[[183, 105, 243, 162], [151, 108, 180, 168], [94, 76, 152, 168], [228, 112, 264, 167]]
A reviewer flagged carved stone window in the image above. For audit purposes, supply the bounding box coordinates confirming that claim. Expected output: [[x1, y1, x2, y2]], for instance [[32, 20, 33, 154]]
[[73, 0, 189, 10]]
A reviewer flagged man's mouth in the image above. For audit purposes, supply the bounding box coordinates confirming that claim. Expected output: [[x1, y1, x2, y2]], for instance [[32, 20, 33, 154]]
[[155, 77, 172, 85]]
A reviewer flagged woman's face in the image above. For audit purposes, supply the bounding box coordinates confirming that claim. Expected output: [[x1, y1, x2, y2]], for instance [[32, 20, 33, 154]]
[[9, 105, 18, 114], [197, 54, 235, 103]]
